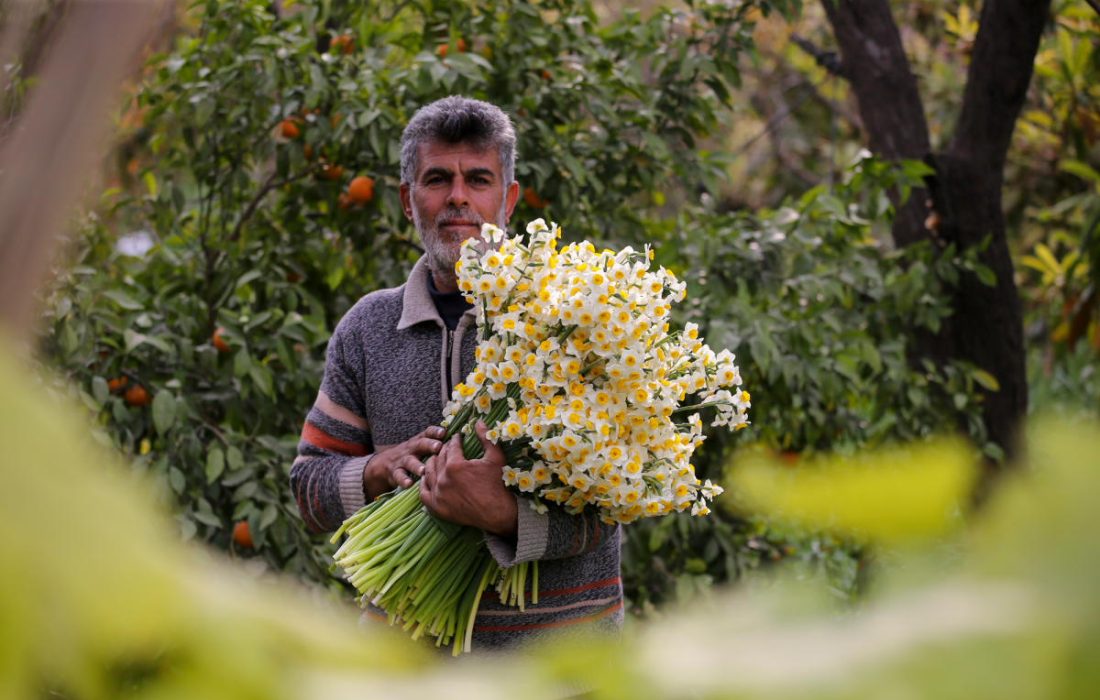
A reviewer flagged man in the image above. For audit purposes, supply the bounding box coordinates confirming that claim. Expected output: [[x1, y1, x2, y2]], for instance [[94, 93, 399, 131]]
[[290, 96, 622, 650]]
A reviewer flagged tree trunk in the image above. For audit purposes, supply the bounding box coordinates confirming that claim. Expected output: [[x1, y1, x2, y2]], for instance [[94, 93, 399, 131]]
[[821, 0, 1051, 464]]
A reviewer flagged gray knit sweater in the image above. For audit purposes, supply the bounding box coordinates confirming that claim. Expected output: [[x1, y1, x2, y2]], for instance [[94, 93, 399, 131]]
[[290, 256, 623, 650]]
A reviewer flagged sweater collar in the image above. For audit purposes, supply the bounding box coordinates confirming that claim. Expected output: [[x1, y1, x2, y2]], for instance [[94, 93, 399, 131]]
[[396, 256, 475, 330]]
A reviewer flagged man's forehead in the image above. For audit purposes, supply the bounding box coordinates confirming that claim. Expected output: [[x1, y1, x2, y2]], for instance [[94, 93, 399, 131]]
[[416, 140, 501, 173]]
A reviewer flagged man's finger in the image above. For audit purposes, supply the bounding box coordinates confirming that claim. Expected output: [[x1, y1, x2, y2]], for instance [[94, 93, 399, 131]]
[[474, 420, 504, 461], [443, 435, 463, 465], [407, 437, 439, 456], [401, 454, 425, 477], [394, 467, 413, 488], [421, 468, 430, 491]]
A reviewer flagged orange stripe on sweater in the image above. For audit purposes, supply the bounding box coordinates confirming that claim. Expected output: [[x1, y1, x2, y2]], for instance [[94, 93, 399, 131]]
[[302, 421, 368, 456], [539, 576, 621, 600], [474, 599, 622, 633]]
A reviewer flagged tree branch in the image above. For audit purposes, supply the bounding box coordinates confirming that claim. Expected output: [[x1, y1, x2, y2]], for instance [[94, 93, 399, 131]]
[[820, 0, 932, 248], [947, 0, 1053, 176], [819, 0, 930, 161], [228, 167, 317, 243], [790, 33, 844, 77]]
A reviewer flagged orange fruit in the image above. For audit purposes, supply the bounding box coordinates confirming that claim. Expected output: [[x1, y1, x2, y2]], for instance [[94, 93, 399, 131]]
[[232, 521, 253, 549], [337, 192, 352, 210], [437, 38, 467, 58], [107, 376, 129, 394], [124, 384, 151, 407], [330, 33, 355, 55], [347, 175, 375, 204], [212, 326, 231, 354], [279, 118, 301, 140], [318, 163, 344, 181], [303, 144, 315, 160], [524, 186, 549, 209]]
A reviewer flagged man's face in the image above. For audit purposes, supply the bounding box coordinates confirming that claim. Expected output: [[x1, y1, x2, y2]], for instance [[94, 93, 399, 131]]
[[400, 140, 520, 285]]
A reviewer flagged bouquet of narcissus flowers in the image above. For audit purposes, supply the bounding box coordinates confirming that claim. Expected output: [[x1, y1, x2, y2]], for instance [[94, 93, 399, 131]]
[[331, 220, 750, 654]]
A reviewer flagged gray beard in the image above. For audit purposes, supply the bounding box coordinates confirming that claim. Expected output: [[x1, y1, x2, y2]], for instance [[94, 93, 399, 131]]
[[413, 195, 509, 285]]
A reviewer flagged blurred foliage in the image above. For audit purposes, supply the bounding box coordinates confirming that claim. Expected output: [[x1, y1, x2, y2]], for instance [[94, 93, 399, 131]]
[[6, 340, 1100, 697], [1, 344, 427, 699], [730, 439, 975, 544]]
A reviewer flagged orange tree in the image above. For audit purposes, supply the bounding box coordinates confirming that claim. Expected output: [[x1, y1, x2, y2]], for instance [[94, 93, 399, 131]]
[[39, 0, 988, 604]]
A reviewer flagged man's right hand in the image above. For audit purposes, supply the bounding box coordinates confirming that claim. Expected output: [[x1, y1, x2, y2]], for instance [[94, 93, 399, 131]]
[[362, 426, 447, 499]]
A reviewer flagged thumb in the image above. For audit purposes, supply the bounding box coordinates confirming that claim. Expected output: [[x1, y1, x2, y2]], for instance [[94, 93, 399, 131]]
[[474, 420, 505, 464]]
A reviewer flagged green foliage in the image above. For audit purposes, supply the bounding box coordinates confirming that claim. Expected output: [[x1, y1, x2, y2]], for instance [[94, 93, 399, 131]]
[[624, 156, 994, 611], [627, 155, 992, 610], [673, 156, 994, 454]]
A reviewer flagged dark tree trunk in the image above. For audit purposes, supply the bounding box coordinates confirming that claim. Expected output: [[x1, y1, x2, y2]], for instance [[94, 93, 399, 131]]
[[818, 0, 933, 249], [820, 0, 1052, 465]]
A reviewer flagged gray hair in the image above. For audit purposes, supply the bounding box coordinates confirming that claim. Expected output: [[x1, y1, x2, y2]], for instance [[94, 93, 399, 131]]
[[399, 96, 516, 186]]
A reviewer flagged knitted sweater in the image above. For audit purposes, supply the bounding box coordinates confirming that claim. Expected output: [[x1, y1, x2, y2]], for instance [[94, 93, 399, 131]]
[[290, 256, 623, 650]]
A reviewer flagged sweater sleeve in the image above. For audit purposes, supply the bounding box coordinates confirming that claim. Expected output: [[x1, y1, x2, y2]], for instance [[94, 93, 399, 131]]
[[483, 495, 619, 567], [289, 322, 375, 534]]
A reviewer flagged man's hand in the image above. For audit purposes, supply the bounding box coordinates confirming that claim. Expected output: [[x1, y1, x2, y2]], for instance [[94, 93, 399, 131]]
[[420, 421, 518, 538], [363, 426, 446, 499]]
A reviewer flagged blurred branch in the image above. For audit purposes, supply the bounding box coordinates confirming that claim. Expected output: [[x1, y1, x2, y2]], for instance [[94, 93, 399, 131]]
[[790, 33, 844, 77], [0, 1, 165, 339], [732, 82, 815, 158]]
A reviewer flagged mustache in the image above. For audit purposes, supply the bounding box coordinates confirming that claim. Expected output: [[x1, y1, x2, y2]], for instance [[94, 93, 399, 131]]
[[435, 207, 484, 227]]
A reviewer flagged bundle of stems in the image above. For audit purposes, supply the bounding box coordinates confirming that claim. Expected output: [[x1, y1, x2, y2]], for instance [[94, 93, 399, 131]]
[[331, 384, 537, 655]]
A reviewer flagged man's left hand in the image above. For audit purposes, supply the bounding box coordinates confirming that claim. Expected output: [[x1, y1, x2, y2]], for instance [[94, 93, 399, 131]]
[[419, 420, 518, 538]]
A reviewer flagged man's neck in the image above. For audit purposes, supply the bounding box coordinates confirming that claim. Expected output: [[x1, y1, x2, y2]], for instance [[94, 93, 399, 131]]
[[430, 268, 459, 294]]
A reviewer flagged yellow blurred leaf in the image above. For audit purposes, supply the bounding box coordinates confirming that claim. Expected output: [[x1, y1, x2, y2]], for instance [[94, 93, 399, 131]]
[[726, 440, 976, 544]]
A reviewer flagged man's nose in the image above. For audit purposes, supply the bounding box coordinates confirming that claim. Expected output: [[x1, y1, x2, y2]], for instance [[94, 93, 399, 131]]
[[446, 178, 469, 207]]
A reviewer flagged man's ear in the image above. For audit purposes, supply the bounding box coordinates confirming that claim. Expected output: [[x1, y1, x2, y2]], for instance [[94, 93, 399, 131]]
[[399, 182, 413, 220], [503, 181, 520, 223]]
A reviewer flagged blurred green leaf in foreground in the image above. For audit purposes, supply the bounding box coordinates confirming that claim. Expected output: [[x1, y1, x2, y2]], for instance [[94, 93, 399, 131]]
[[727, 439, 977, 545], [3, 337, 1099, 698]]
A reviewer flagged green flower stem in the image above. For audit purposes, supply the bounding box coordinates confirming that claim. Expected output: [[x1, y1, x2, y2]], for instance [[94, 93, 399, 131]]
[[332, 380, 538, 653], [671, 398, 731, 415], [461, 560, 497, 655], [532, 560, 539, 604]]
